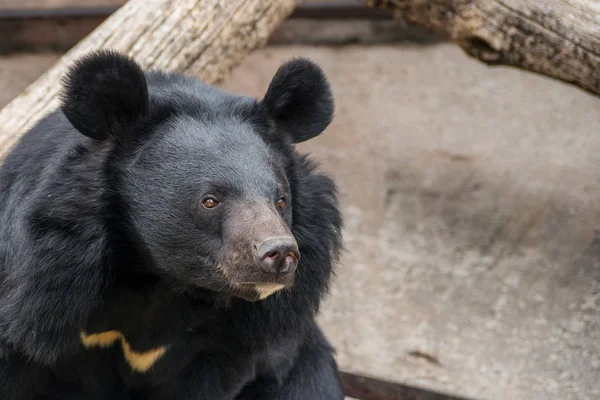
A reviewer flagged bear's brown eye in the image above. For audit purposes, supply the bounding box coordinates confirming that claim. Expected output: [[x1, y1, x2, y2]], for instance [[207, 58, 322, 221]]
[[202, 197, 219, 209], [276, 198, 286, 209]]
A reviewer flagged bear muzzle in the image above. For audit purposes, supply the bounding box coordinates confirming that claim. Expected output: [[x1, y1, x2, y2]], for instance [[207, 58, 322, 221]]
[[252, 236, 300, 276], [218, 201, 300, 300]]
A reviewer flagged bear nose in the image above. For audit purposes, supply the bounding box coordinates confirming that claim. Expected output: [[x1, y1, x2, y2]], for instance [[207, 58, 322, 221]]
[[253, 237, 300, 275]]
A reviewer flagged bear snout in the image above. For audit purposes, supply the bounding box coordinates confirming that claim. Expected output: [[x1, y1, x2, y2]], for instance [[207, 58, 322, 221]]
[[219, 202, 300, 300], [252, 236, 300, 276]]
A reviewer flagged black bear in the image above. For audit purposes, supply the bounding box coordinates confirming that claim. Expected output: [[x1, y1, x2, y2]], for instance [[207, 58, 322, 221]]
[[0, 50, 343, 399]]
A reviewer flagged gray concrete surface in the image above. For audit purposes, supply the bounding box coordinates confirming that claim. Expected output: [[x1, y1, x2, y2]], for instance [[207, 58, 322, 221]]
[[2, 42, 600, 400], [223, 45, 600, 400]]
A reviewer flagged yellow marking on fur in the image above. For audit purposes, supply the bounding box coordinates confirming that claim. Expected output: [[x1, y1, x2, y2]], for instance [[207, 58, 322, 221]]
[[120, 340, 167, 372], [80, 330, 121, 348], [255, 283, 286, 300], [80, 331, 167, 373]]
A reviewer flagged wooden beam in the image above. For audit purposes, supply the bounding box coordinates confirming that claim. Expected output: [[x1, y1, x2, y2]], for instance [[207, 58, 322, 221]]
[[293, 1, 391, 20], [0, 0, 298, 160], [0, 16, 106, 53], [363, 0, 600, 96]]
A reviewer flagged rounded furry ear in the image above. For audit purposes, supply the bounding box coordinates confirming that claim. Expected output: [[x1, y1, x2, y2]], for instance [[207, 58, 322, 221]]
[[60, 50, 149, 141], [262, 58, 334, 143]]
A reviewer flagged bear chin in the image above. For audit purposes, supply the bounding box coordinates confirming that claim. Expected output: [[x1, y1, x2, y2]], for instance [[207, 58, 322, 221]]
[[228, 283, 289, 302]]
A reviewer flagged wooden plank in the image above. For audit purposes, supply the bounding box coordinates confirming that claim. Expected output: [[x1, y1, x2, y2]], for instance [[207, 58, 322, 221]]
[[0, 17, 438, 54], [293, 0, 390, 20], [0, 16, 105, 53]]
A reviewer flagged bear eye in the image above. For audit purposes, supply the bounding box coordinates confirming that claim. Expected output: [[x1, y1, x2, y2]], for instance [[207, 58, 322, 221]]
[[276, 197, 286, 210], [202, 196, 219, 209]]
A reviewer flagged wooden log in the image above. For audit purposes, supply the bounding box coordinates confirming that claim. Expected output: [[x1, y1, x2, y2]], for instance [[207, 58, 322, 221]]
[[0, 0, 298, 160], [363, 0, 600, 96]]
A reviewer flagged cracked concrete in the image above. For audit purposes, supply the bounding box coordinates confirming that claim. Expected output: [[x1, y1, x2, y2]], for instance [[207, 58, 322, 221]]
[[2, 41, 600, 400]]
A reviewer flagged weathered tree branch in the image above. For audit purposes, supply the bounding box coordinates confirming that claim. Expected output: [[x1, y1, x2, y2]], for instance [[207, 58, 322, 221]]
[[363, 0, 600, 96], [0, 0, 298, 160]]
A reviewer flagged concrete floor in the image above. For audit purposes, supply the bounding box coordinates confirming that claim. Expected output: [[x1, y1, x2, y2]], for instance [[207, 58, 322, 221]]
[[2, 42, 600, 400]]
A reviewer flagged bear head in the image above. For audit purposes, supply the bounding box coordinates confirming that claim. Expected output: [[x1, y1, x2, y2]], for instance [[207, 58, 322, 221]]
[[60, 50, 336, 302]]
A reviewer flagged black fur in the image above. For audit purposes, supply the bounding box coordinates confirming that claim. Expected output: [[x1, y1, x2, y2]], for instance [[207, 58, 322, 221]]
[[0, 50, 343, 400], [262, 58, 334, 143], [60, 50, 149, 140]]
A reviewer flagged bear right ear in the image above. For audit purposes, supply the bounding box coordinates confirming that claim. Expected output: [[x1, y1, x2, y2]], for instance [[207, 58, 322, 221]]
[[261, 58, 334, 144], [60, 50, 149, 141]]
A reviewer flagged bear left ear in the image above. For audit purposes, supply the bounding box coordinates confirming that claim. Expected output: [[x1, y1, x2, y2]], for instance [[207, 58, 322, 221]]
[[60, 49, 149, 141], [261, 58, 334, 143]]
